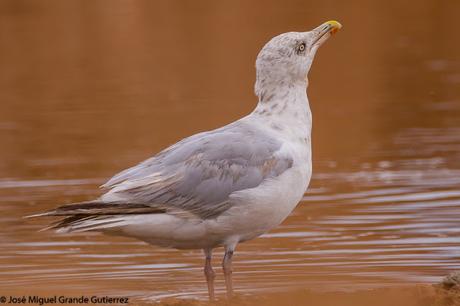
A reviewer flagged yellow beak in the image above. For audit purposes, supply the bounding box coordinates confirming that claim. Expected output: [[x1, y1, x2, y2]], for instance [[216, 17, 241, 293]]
[[324, 20, 342, 35]]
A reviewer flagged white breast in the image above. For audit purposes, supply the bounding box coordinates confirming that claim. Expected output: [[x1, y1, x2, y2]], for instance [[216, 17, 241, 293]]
[[204, 107, 313, 244]]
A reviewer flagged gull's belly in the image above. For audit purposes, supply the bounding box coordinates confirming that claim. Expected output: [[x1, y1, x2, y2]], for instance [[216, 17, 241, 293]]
[[206, 161, 311, 244]]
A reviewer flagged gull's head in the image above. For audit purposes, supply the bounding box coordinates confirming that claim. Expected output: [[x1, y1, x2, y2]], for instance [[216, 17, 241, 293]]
[[255, 20, 342, 100]]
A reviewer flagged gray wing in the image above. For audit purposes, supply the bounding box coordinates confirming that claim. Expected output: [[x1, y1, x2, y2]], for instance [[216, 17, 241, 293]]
[[101, 121, 293, 219]]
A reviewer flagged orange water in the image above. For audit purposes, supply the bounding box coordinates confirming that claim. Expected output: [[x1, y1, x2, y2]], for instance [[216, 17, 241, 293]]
[[1, 0, 460, 302]]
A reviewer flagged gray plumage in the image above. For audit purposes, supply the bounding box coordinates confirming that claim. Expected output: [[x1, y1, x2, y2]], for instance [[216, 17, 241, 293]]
[[41, 120, 293, 225], [102, 120, 293, 218]]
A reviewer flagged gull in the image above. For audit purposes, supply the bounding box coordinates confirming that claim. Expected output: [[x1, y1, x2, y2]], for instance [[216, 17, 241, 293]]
[[30, 20, 342, 300]]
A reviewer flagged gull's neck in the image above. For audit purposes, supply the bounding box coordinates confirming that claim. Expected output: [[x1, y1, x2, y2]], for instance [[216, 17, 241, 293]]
[[251, 81, 312, 139]]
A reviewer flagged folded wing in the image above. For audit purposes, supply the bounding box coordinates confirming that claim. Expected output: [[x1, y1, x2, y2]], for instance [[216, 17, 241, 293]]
[[101, 121, 293, 219]]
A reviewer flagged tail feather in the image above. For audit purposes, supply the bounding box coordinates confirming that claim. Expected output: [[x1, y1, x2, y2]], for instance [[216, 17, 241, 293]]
[[27, 200, 167, 233], [27, 200, 166, 217], [49, 216, 129, 233]]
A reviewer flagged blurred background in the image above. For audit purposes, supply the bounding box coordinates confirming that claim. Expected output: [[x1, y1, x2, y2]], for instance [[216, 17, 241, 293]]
[[1, 0, 459, 302]]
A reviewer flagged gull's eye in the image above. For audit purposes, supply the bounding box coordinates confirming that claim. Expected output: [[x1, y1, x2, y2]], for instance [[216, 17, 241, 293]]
[[296, 42, 306, 54]]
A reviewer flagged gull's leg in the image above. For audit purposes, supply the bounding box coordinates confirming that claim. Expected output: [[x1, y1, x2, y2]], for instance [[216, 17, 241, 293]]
[[203, 248, 215, 301], [222, 244, 236, 298]]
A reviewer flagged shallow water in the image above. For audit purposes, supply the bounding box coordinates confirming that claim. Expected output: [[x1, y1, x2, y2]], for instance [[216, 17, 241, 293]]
[[1, 0, 460, 302]]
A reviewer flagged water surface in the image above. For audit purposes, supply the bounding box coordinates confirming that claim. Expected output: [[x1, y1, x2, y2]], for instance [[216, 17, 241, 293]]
[[1, 0, 460, 302]]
